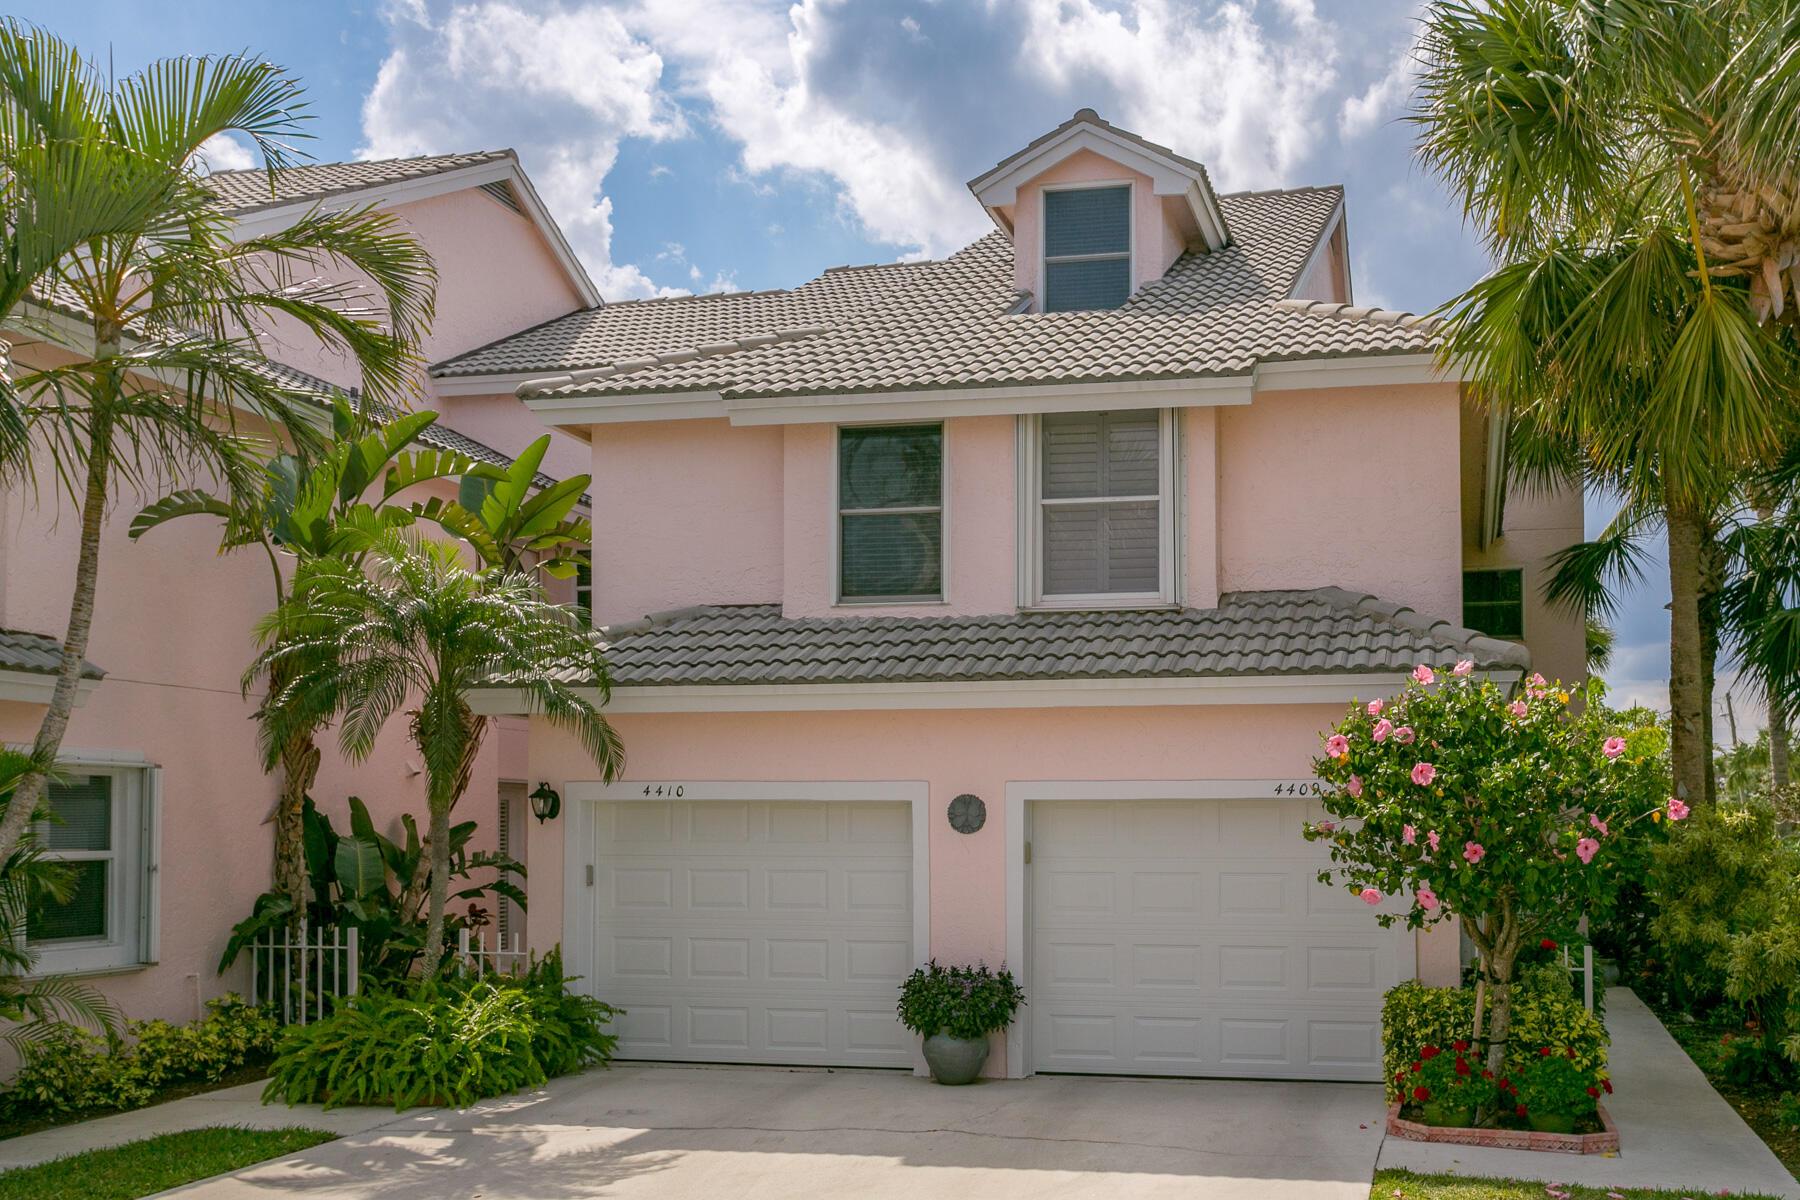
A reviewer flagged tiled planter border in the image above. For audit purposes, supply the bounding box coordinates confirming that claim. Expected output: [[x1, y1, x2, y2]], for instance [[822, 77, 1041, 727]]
[[1385, 1099, 1620, 1155]]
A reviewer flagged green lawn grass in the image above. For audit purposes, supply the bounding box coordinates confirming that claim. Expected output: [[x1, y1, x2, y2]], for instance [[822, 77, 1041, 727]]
[[0, 1125, 336, 1200], [1374, 1167, 1786, 1199]]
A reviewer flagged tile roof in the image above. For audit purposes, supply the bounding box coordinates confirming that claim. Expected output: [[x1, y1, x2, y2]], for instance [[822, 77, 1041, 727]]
[[0, 629, 103, 679], [430, 260, 939, 378], [515, 185, 1439, 404], [565, 588, 1528, 689], [203, 151, 513, 216]]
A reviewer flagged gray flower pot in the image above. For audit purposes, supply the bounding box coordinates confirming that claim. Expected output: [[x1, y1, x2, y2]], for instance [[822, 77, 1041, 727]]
[[922, 1033, 989, 1085]]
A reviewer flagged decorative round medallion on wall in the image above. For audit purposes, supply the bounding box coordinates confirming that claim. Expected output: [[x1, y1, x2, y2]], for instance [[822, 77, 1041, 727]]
[[947, 793, 986, 834]]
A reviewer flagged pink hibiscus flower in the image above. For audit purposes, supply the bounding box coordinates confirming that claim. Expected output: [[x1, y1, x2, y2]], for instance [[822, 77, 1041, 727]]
[[1427, 830, 1441, 852], [1416, 887, 1439, 911], [1411, 762, 1437, 786], [1347, 775, 1363, 798], [1367, 698, 1384, 716], [1403, 824, 1417, 846], [1372, 718, 1394, 743], [1359, 887, 1383, 906], [1316, 820, 1337, 833], [1325, 734, 1350, 759], [1509, 699, 1528, 718], [1576, 837, 1601, 864], [1589, 813, 1609, 836], [1463, 841, 1485, 864], [1412, 664, 1436, 685], [1394, 725, 1417, 745], [1668, 797, 1691, 821], [1453, 659, 1475, 677], [1603, 736, 1627, 760]]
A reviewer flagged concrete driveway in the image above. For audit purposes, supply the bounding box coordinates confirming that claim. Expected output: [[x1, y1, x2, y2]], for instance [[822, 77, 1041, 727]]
[[169, 1064, 1388, 1199]]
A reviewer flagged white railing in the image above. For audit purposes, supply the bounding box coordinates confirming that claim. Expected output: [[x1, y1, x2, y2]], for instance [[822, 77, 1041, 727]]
[[1561, 943, 1596, 1014], [248, 920, 359, 1026], [457, 928, 528, 976]]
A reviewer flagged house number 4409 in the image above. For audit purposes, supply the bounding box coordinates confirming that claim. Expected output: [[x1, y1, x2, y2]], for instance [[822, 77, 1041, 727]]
[[639, 784, 686, 798]]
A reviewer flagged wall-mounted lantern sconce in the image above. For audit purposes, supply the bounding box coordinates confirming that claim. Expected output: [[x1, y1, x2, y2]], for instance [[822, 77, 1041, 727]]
[[529, 782, 562, 824]]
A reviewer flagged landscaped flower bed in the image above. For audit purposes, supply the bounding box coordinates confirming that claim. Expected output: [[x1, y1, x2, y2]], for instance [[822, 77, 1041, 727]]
[[1384, 1097, 1620, 1155], [1384, 1036, 1619, 1154]]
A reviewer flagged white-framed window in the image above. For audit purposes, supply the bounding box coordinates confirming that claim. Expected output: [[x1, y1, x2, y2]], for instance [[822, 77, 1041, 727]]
[[1019, 409, 1177, 608], [22, 758, 160, 976], [1042, 183, 1132, 312], [835, 422, 945, 604], [574, 560, 592, 615]]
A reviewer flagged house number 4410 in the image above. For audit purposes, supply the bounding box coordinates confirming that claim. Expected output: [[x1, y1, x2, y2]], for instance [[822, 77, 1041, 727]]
[[639, 784, 686, 798]]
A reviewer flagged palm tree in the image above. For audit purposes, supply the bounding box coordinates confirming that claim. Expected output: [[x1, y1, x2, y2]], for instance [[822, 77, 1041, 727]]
[[130, 401, 483, 914], [0, 29, 436, 870], [249, 528, 622, 976], [1414, 0, 1800, 806]]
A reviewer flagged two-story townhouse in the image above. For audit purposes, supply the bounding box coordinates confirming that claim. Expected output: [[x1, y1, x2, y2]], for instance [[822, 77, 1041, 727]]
[[0, 150, 595, 1023], [461, 111, 1585, 1082]]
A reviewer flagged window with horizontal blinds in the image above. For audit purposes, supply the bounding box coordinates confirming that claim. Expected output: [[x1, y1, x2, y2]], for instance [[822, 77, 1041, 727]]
[[1038, 410, 1163, 597], [838, 424, 943, 601], [1043, 185, 1131, 311], [30, 775, 113, 943]]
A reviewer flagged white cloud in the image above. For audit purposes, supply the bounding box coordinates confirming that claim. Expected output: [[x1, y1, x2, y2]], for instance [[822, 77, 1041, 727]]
[[197, 132, 256, 173], [1340, 33, 1418, 137]]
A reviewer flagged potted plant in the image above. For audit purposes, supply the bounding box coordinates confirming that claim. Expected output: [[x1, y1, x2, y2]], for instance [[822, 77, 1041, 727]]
[[896, 960, 1024, 1085], [1512, 1046, 1606, 1133], [1400, 1041, 1491, 1127]]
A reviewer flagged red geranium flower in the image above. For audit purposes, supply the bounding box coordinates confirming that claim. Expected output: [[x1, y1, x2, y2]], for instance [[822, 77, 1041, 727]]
[[1515, 1103, 1528, 1117], [1539, 1047, 1553, 1057], [1454, 1058, 1470, 1076], [1452, 1040, 1470, 1052], [1601, 1079, 1613, 1094], [1586, 1086, 1600, 1097], [1420, 1045, 1442, 1060], [1413, 1085, 1430, 1103], [1566, 1047, 1577, 1059], [1541, 938, 1557, 950], [1481, 1069, 1494, 1080]]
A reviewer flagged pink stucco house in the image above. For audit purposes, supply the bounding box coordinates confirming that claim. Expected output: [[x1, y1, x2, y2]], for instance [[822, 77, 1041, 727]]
[[2, 109, 1581, 1084]]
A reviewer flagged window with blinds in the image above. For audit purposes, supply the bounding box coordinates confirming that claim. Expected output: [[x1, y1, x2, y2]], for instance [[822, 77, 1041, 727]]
[[838, 424, 944, 602], [30, 774, 115, 944], [1035, 409, 1168, 601], [1043, 185, 1131, 311]]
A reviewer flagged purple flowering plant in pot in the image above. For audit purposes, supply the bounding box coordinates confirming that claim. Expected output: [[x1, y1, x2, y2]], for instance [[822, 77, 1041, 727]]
[[897, 960, 1025, 1085]]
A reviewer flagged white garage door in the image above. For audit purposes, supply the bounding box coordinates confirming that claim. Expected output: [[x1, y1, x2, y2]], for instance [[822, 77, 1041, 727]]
[[1030, 797, 1408, 1081], [593, 799, 915, 1068]]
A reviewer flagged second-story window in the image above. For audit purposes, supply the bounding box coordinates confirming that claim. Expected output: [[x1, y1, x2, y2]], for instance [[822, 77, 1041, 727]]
[[1026, 409, 1175, 606], [838, 423, 944, 603], [1043, 184, 1131, 311]]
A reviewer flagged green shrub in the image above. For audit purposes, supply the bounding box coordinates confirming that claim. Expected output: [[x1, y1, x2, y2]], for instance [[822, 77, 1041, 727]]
[[263, 949, 618, 1111], [1381, 968, 1608, 1101], [0, 995, 278, 1124], [1512, 1045, 1607, 1119], [895, 961, 1025, 1041]]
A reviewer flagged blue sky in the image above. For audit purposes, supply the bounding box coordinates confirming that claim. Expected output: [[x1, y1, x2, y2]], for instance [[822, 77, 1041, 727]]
[[29, 0, 1698, 725]]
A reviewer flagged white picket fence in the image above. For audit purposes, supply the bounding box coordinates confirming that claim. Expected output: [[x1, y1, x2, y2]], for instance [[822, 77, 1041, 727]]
[[1562, 942, 1597, 1013], [457, 928, 528, 976], [248, 920, 359, 1026]]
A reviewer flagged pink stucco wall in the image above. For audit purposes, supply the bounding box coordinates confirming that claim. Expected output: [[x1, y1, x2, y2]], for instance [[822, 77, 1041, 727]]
[[589, 419, 784, 626], [1010, 148, 1186, 304], [1218, 383, 1464, 623], [432, 391, 590, 483], [523, 702, 1458, 1076], [251, 186, 584, 397]]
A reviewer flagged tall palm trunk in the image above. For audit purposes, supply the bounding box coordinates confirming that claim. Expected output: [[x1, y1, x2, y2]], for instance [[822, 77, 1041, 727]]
[[415, 700, 488, 978], [1667, 497, 1713, 807], [272, 714, 322, 916], [0, 369, 116, 863], [1769, 691, 1791, 791]]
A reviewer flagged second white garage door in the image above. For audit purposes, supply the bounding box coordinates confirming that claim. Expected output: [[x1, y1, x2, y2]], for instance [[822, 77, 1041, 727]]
[[1029, 797, 1409, 1081], [593, 799, 915, 1068]]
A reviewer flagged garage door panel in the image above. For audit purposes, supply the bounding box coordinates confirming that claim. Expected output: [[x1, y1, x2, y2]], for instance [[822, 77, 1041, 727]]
[[594, 799, 913, 1069], [1031, 797, 1404, 1081]]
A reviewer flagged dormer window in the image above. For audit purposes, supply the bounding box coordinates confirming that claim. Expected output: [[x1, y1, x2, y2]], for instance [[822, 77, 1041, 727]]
[[1043, 185, 1131, 311]]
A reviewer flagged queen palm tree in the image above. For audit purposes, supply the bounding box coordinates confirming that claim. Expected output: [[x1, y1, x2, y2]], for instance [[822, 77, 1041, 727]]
[[1414, 0, 1800, 805], [130, 400, 482, 914], [249, 528, 622, 976], [0, 28, 436, 869]]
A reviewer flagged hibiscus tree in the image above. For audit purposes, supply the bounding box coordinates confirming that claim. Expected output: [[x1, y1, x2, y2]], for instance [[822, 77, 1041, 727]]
[[1306, 665, 1673, 1073]]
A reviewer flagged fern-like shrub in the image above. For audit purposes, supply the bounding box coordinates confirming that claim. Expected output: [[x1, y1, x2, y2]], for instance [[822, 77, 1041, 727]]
[[263, 950, 618, 1111]]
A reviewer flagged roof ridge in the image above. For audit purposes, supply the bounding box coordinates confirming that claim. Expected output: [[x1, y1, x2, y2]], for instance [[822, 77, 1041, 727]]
[[1216, 182, 1343, 199], [517, 323, 833, 397], [206, 148, 511, 179], [821, 259, 939, 274]]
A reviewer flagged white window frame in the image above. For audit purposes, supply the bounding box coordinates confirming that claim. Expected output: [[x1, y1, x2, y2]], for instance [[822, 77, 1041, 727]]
[[832, 420, 949, 607], [1016, 408, 1179, 609], [23, 752, 160, 976], [1039, 180, 1135, 313]]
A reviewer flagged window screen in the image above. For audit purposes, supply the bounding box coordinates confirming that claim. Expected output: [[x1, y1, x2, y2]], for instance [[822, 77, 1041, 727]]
[[838, 424, 943, 601], [1463, 568, 1525, 638], [1043, 185, 1131, 311], [29, 775, 113, 943], [1039, 410, 1161, 596]]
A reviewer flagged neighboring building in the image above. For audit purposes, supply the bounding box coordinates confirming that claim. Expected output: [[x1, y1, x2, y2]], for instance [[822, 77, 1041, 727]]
[[463, 110, 1584, 1081], [0, 149, 594, 1022]]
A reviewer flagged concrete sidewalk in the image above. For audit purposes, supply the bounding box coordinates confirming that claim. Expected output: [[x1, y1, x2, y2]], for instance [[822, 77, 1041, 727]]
[[0, 1079, 418, 1171], [1377, 988, 1800, 1198]]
